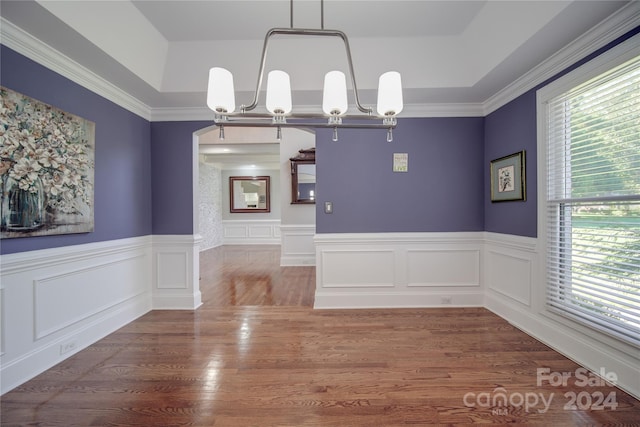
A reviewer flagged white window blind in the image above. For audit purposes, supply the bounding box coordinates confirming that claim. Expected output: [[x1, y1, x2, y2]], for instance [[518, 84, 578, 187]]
[[544, 53, 640, 347]]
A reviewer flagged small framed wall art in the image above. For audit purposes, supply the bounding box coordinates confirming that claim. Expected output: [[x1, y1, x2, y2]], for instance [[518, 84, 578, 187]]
[[490, 150, 526, 202]]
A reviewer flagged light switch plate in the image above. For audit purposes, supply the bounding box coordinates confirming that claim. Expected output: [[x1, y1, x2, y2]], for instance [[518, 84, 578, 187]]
[[324, 201, 333, 214]]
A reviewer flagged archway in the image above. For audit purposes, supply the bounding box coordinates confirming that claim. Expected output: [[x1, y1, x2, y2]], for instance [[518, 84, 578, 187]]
[[192, 126, 316, 265]]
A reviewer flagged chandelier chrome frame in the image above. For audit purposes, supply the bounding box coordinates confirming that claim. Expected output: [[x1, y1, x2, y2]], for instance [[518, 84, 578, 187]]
[[207, 0, 402, 142]]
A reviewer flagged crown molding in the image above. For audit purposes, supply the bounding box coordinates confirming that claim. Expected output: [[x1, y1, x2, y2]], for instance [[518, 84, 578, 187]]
[[144, 0, 640, 122], [150, 107, 214, 122], [0, 17, 152, 121], [0, 17, 487, 123], [3, 1, 638, 123], [400, 103, 484, 118], [483, 1, 640, 116]]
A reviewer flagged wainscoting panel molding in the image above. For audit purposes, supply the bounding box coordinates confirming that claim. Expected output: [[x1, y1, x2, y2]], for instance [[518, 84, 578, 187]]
[[34, 254, 148, 340], [321, 249, 396, 288], [222, 220, 281, 245], [152, 234, 203, 310], [484, 232, 536, 308], [156, 252, 189, 289], [314, 232, 485, 308], [483, 231, 639, 400], [0, 236, 152, 395], [3, 231, 638, 400], [486, 255, 533, 308], [280, 224, 315, 266], [407, 249, 480, 287]]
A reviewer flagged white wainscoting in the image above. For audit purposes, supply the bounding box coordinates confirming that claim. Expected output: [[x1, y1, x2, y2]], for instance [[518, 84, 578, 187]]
[[222, 220, 281, 245], [280, 224, 315, 266], [0, 236, 153, 395], [484, 232, 536, 307], [314, 232, 484, 308], [152, 234, 203, 310], [484, 232, 639, 400], [3, 231, 637, 400]]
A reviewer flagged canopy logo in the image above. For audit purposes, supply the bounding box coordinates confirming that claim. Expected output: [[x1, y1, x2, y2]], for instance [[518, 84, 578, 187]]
[[462, 367, 619, 415], [463, 387, 554, 414]]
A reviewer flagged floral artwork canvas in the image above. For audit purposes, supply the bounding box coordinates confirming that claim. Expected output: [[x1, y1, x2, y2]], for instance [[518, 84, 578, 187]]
[[1, 87, 95, 238]]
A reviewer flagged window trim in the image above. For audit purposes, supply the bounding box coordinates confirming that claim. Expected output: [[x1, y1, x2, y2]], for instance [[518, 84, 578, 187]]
[[536, 34, 640, 356]]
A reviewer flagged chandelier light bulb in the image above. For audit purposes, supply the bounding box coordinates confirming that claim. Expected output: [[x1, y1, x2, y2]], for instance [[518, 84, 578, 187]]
[[207, 18, 403, 141], [266, 70, 292, 115], [323, 71, 348, 116], [207, 67, 236, 113], [377, 71, 403, 117]]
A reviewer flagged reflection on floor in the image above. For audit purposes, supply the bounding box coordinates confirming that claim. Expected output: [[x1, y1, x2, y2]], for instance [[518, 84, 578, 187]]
[[199, 245, 315, 307], [1, 245, 639, 426]]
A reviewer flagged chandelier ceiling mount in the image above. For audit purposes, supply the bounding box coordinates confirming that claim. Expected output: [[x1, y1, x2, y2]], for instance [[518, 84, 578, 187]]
[[207, 0, 403, 142]]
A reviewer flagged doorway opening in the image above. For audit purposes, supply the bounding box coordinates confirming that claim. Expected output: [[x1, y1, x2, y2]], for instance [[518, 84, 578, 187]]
[[193, 126, 316, 265]]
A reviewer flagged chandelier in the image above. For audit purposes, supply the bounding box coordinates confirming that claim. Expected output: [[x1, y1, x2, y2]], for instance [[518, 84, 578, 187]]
[[206, 0, 403, 142]]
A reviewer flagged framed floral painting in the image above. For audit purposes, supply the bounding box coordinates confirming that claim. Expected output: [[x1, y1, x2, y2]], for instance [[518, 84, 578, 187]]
[[1, 86, 95, 238]]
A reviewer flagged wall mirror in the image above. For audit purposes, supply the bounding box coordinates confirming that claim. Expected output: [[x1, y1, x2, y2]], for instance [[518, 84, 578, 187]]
[[230, 176, 270, 213], [290, 148, 316, 204]]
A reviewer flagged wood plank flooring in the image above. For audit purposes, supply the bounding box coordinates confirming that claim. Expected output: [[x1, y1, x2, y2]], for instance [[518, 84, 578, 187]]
[[1, 245, 639, 426], [199, 245, 315, 307]]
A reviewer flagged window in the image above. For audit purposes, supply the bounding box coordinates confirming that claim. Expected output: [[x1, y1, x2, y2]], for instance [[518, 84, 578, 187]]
[[538, 39, 640, 347]]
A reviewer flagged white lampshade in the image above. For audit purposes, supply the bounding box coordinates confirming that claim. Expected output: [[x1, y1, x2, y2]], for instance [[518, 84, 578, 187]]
[[322, 71, 348, 116], [376, 71, 403, 116], [266, 70, 292, 115], [207, 67, 236, 113]]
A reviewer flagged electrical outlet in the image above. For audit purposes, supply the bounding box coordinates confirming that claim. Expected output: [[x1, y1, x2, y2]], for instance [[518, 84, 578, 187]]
[[441, 296, 452, 305], [60, 339, 78, 355]]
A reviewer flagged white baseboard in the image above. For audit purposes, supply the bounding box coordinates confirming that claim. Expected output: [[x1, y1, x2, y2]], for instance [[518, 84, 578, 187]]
[[314, 231, 639, 400], [3, 231, 637, 401], [314, 232, 484, 309], [483, 232, 639, 400], [486, 292, 640, 401], [280, 224, 315, 266], [152, 293, 202, 310], [315, 290, 484, 309], [0, 236, 153, 394]]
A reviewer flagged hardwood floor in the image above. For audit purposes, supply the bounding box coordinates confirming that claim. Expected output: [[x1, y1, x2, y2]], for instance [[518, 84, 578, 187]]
[[1, 245, 638, 426], [199, 245, 315, 307]]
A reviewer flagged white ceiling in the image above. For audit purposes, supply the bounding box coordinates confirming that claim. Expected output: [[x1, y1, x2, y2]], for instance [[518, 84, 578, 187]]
[[1, 0, 634, 114], [199, 128, 281, 170], [1, 0, 637, 166]]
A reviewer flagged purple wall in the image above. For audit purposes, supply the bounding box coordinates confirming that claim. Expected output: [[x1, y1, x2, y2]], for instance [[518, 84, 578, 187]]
[[1, 46, 152, 255], [150, 121, 211, 235], [482, 25, 640, 238], [3, 25, 638, 253], [316, 117, 485, 233], [484, 92, 538, 237]]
